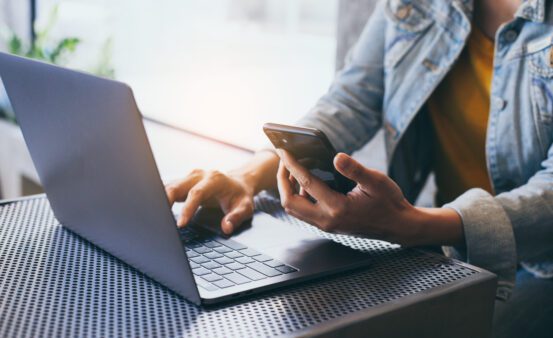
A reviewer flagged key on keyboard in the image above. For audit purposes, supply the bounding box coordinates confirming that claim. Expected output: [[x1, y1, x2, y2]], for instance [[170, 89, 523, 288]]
[[247, 262, 282, 277], [195, 277, 218, 291], [253, 254, 272, 262], [214, 257, 233, 265], [275, 265, 297, 274], [216, 238, 247, 250], [225, 272, 250, 285], [186, 249, 199, 258], [213, 246, 232, 254], [212, 266, 233, 275], [226, 262, 245, 270], [264, 259, 285, 268], [203, 240, 222, 248], [202, 261, 221, 270], [192, 267, 210, 276], [201, 273, 223, 282], [213, 279, 235, 288], [204, 251, 224, 259], [235, 256, 255, 264], [237, 267, 266, 281], [224, 251, 243, 259], [190, 256, 209, 264], [193, 246, 212, 254], [239, 248, 261, 257]]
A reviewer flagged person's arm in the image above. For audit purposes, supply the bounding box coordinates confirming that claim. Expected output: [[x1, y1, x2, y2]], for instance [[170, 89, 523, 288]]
[[297, 0, 387, 154], [443, 142, 553, 300]]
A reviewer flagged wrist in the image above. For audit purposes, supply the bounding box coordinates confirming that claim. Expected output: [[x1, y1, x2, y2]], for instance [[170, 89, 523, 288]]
[[227, 170, 257, 197], [228, 150, 279, 196], [407, 207, 465, 247]]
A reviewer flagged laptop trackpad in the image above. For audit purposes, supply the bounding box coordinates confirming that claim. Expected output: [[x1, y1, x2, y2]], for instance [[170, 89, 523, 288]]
[[231, 212, 323, 250], [230, 212, 369, 270]]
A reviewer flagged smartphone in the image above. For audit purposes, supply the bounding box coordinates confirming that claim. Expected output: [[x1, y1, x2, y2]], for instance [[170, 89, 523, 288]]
[[263, 123, 356, 194]]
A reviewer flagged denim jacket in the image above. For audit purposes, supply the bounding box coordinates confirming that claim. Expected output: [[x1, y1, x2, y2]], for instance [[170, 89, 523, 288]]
[[298, 0, 553, 300]]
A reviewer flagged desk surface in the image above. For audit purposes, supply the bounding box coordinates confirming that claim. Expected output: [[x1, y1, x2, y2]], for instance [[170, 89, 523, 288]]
[[0, 195, 495, 338]]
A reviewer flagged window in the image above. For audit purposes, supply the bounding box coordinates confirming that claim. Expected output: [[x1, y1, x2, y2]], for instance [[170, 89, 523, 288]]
[[29, 0, 338, 149]]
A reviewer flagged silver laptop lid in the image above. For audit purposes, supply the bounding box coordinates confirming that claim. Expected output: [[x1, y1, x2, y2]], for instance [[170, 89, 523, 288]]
[[0, 52, 200, 304]]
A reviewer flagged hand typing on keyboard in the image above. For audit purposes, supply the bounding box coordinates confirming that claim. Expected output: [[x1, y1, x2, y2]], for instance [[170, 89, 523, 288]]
[[164, 151, 280, 235], [165, 169, 255, 235]]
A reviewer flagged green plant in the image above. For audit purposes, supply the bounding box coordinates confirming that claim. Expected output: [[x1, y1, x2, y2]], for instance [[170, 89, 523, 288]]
[[0, 5, 80, 124], [94, 38, 115, 79], [7, 5, 81, 65], [0, 5, 115, 124]]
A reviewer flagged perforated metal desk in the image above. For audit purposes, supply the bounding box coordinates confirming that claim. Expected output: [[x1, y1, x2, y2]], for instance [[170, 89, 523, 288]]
[[0, 194, 496, 338]]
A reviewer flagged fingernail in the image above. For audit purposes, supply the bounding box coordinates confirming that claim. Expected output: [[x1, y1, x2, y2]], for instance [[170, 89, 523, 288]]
[[335, 153, 350, 171], [223, 219, 234, 234]]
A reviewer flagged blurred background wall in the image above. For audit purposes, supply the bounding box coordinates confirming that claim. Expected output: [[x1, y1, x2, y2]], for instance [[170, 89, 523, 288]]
[[0, 0, 439, 206], [336, 0, 378, 71]]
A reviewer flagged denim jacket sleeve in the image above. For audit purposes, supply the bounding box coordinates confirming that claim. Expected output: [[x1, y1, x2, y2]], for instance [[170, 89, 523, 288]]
[[443, 141, 553, 300], [296, 1, 386, 154]]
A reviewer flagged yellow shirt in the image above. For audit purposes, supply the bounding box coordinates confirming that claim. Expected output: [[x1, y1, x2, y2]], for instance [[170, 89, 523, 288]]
[[428, 27, 494, 205]]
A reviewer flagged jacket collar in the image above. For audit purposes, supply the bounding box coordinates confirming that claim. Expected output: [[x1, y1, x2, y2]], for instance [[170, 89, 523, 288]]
[[515, 0, 546, 22], [452, 0, 546, 23]]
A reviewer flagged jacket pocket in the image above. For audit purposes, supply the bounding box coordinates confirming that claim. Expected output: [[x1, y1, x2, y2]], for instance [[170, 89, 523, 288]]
[[528, 40, 553, 125], [384, 0, 433, 69]]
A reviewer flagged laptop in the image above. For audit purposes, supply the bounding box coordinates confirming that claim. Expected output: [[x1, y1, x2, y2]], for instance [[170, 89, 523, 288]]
[[0, 52, 372, 305]]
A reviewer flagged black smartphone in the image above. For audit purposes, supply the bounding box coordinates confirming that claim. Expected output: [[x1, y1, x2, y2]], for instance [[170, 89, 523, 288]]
[[263, 123, 356, 194]]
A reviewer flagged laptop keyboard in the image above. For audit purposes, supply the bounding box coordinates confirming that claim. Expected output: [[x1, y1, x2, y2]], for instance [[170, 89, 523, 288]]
[[179, 227, 298, 292]]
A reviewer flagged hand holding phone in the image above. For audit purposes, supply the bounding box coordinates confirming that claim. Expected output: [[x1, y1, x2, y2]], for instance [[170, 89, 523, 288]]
[[263, 123, 356, 194]]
